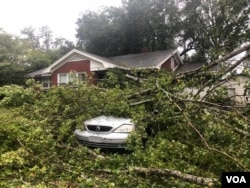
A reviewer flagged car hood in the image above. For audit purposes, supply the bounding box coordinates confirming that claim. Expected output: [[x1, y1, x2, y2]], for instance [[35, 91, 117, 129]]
[[84, 115, 133, 128]]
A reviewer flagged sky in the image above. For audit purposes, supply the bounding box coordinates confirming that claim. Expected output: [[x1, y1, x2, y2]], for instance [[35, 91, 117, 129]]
[[0, 0, 122, 42]]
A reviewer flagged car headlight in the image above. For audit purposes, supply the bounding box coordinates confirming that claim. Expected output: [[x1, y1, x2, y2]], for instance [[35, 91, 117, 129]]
[[114, 124, 134, 133]]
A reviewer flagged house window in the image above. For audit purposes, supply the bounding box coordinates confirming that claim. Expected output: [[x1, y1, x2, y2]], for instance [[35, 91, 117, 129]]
[[245, 89, 250, 96], [78, 73, 86, 81], [227, 88, 235, 99], [227, 88, 235, 105], [58, 72, 86, 86], [68, 73, 76, 84], [58, 74, 67, 85], [42, 78, 51, 89], [245, 89, 250, 103]]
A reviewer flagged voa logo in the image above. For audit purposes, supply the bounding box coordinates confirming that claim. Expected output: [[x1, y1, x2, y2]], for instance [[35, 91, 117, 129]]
[[226, 176, 246, 184], [222, 172, 250, 188]]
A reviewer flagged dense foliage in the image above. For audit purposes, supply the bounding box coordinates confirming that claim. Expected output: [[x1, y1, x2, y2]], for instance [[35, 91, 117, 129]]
[[1, 71, 249, 187]]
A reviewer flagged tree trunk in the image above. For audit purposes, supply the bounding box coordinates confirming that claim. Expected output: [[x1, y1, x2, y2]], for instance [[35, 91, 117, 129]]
[[177, 43, 250, 79]]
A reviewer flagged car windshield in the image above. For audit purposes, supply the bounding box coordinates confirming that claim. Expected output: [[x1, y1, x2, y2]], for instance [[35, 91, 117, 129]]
[[86, 124, 113, 132]]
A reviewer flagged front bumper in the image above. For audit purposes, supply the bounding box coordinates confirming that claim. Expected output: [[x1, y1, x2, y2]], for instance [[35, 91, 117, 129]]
[[74, 129, 129, 148]]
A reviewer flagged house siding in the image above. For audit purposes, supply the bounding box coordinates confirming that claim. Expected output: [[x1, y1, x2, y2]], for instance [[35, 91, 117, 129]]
[[183, 75, 250, 105], [222, 76, 249, 104], [51, 60, 91, 86]]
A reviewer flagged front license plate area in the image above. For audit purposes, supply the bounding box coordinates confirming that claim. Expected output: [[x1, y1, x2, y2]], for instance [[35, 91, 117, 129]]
[[89, 136, 102, 143]]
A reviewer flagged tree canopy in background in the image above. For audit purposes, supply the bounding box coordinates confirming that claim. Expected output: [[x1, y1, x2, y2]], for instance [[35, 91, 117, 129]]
[[76, 0, 179, 56], [76, 0, 250, 61], [0, 27, 75, 86], [179, 0, 250, 61]]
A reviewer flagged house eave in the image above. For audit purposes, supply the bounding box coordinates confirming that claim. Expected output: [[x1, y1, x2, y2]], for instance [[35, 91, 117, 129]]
[[122, 66, 159, 70], [47, 49, 124, 72], [155, 49, 182, 69], [41, 73, 52, 77]]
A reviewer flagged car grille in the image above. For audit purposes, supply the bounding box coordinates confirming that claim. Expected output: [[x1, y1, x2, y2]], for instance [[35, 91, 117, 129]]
[[77, 140, 126, 148], [87, 125, 112, 132]]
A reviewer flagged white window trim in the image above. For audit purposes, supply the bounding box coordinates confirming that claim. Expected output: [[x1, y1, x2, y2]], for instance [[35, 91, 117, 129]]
[[170, 57, 175, 70], [77, 72, 87, 81], [57, 72, 86, 86], [42, 78, 51, 89], [245, 88, 250, 103], [57, 73, 68, 86]]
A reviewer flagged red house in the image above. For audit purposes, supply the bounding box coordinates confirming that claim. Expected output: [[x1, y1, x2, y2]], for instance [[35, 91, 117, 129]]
[[27, 49, 183, 88]]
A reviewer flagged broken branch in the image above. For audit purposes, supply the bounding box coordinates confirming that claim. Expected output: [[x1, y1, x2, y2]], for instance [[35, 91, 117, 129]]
[[132, 167, 218, 187]]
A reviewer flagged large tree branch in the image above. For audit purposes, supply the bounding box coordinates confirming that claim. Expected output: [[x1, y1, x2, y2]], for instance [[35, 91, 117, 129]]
[[156, 80, 249, 171], [93, 167, 218, 187], [224, 124, 250, 138], [199, 78, 229, 101], [132, 167, 218, 187], [179, 101, 250, 137], [193, 50, 250, 98], [125, 74, 144, 82], [180, 40, 195, 56], [225, 51, 250, 73], [176, 43, 250, 79]]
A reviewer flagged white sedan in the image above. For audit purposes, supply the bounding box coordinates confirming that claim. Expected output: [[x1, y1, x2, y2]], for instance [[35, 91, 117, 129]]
[[74, 116, 135, 148]]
